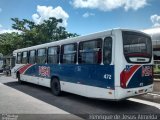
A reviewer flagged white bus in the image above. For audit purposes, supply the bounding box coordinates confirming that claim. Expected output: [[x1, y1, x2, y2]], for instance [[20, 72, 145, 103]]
[[11, 29, 153, 100]]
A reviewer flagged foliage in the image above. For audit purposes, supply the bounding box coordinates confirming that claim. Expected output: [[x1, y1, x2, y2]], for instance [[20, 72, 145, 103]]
[[11, 17, 78, 45], [0, 17, 79, 55], [0, 33, 23, 55]]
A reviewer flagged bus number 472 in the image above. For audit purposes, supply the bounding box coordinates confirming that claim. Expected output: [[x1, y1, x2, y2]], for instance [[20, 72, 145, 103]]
[[104, 74, 112, 80]]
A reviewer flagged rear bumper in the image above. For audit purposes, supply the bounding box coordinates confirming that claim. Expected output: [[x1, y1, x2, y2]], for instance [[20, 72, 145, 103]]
[[115, 84, 153, 100]]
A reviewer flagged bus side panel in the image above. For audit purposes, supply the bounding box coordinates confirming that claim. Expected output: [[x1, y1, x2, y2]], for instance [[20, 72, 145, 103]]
[[20, 63, 115, 99], [59, 64, 115, 99], [58, 64, 114, 89]]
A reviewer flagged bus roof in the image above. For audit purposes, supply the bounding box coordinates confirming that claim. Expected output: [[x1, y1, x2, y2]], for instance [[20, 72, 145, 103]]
[[13, 28, 148, 53]]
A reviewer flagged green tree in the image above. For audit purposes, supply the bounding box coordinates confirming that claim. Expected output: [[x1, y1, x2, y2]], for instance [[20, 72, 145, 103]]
[[11, 17, 79, 46], [0, 17, 79, 55], [0, 32, 23, 55]]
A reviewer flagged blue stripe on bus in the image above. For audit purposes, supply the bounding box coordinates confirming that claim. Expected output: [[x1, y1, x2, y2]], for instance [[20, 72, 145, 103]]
[[24, 64, 115, 89], [127, 65, 153, 88]]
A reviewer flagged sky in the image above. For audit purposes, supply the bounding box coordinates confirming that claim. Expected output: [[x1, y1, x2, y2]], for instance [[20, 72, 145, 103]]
[[0, 0, 160, 35]]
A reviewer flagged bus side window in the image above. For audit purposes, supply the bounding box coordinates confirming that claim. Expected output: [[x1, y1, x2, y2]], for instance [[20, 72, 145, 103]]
[[37, 48, 46, 64], [17, 52, 22, 64], [22, 51, 28, 64], [48, 46, 59, 64], [61, 43, 77, 64], [78, 39, 102, 64], [29, 50, 36, 64], [103, 37, 112, 64]]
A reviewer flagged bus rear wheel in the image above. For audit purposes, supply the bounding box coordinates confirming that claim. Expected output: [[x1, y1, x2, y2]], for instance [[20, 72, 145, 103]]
[[51, 78, 61, 96]]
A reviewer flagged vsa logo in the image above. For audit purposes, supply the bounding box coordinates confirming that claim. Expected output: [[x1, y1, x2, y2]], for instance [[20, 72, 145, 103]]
[[39, 66, 50, 77], [142, 66, 152, 77]]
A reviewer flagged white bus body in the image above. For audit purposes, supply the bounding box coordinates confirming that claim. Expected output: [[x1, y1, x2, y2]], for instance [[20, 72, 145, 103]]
[[12, 29, 153, 100]]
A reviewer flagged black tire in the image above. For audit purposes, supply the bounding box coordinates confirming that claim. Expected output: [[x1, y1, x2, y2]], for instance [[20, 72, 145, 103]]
[[17, 73, 23, 84], [51, 78, 61, 96]]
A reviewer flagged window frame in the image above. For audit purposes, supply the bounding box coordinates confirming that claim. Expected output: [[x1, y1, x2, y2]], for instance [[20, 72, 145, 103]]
[[17, 52, 22, 64], [122, 31, 152, 64], [103, 37, 112, 65], [61, 43, 77, 64], [37, 48, 47, 64], [47, 46, 60, 64], [29, 50, 36, 64], [78, 38, 102, 64], [21, 51, 28, 64]]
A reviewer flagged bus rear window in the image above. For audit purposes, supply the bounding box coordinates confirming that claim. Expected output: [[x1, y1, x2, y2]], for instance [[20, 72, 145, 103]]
[[122, 31, 152, 63]]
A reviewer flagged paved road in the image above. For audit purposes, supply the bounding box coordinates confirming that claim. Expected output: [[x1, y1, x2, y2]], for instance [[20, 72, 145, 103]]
[[0, 75, 160, 120], [0, 75, 83, 120]]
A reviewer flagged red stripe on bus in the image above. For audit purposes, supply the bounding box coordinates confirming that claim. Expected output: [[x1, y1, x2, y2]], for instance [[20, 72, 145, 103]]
[[19, 64, 33, 74], [120, 65, 140, 88]]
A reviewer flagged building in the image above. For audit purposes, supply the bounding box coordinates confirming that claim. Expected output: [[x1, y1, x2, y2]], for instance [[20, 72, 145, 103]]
[[143, 27, 160, 76]]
